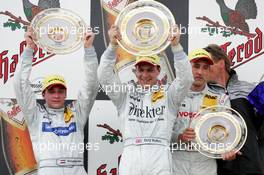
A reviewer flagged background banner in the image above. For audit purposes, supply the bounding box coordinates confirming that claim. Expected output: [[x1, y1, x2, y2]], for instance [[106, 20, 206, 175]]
[[189, 0, 264, 83]]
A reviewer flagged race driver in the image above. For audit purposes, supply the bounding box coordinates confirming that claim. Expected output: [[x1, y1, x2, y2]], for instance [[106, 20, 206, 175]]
[[97, 25, 193, 175], [13, 27, 98, 175], [172, 48, 239, 175]]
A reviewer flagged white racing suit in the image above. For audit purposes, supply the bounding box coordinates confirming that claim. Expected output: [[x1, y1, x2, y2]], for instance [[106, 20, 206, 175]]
[[13, 47, 98, 175], [98, 45, 193, 175], [171, 84, 230, 175]]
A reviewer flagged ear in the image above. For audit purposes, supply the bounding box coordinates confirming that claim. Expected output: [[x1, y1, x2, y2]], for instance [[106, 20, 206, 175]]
[[42, 91, 45, 97]]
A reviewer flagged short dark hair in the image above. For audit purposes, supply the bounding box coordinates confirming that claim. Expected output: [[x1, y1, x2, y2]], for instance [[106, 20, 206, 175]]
[[204, 44, 231, 73]]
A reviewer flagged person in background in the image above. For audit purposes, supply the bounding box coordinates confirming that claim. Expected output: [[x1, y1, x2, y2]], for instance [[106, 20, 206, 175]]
[[204, 44, 264, 175], [172, 48, 237, 175]]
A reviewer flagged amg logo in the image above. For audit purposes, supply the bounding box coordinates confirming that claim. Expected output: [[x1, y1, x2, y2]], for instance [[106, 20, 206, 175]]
[[128, 102, 165, 118], [205, 94, 217, 99]]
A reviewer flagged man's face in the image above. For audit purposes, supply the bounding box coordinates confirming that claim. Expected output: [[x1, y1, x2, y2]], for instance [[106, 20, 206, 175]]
[[135, 63, 160, 88], [43, 85, 66, 109], [191, 60, 210, 88]]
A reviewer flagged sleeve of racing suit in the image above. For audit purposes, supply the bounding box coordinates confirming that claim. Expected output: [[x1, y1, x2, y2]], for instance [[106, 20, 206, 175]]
[[167, 44, 193, 114], [13, 48, 37, 125], [75, 47, 99, 124], [171, 116, 183, 143], [97, 45, 126, 111]]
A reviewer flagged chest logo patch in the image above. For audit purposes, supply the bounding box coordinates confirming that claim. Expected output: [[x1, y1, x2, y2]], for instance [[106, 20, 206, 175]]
[[42, 122, 77, 136]]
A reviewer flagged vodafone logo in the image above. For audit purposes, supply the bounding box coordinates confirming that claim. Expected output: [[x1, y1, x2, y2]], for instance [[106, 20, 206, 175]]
[[178, 111, 197, 118]]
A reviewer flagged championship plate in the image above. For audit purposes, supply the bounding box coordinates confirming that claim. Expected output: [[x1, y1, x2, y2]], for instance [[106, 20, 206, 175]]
[[190, 106, 247, 158], [115, 0, 175, 56], [31, 8, 86, 54]]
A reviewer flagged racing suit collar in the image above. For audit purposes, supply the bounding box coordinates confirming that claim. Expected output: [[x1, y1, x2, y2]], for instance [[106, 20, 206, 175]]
[[208, 82, 228, 94], [188, 84, 209, 97], [44, 103, 64, 113], [227, 69, 238, 87]]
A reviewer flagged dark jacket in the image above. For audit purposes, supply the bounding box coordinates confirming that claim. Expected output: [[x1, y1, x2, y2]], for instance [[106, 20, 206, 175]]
[[217, 70, 264, 175]]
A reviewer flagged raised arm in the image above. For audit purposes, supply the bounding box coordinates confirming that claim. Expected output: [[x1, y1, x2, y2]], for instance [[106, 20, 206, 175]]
[[97, 25, 126, 110], [75, 31, 99, 124], [167, 26, 193, 114], [13, 26, 38, 124]]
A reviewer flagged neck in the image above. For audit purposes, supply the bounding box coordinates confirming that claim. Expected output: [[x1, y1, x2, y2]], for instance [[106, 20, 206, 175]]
[[191, 83, 206, 92], [45, 103, 64, 110], [216, 71, 229, 88]]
